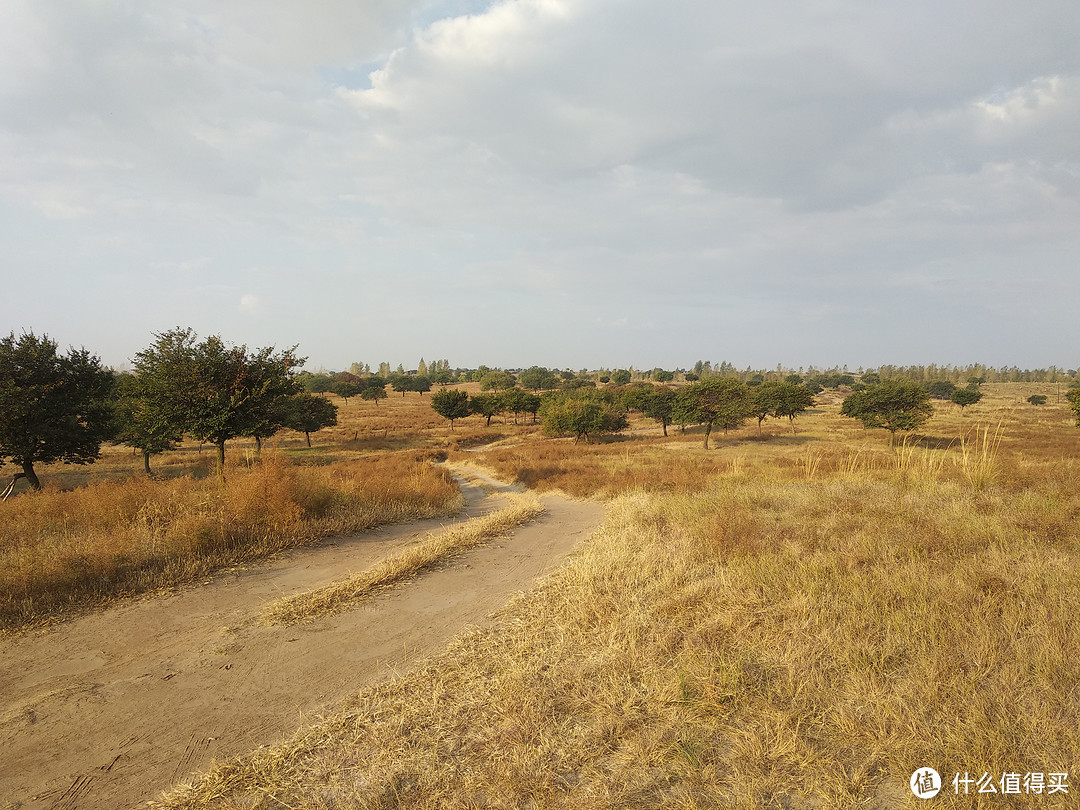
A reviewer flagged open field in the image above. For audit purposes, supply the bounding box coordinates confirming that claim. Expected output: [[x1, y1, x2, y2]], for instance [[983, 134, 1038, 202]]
[[3, 382, 1079, 808], [0, 470, 602, 808]]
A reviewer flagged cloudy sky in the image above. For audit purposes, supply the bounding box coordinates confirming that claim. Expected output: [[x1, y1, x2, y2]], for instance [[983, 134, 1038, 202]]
[[2, 1, 1078, 373]]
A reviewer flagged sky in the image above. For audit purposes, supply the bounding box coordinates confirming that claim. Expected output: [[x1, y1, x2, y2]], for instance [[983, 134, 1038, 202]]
[[2, 0, 1078, 373]]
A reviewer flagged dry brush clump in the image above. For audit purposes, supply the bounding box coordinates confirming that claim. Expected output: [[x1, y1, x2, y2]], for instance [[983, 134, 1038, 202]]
[[0, 451, 462, 632], [154, 464, 1080, 808]]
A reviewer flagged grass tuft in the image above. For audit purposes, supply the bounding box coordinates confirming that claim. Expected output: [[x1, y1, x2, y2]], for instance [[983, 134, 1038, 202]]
[[260, 494, 544, 625]]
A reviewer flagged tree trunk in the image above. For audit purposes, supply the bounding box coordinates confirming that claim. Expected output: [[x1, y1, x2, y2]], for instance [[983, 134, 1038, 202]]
[[662, 422, 668, 437], [305, 431, 312, 448], [703, 423, 712, 450], [143, 451, 152, 476], [21, 460, 41, 491], [216, 441, 226, 472]]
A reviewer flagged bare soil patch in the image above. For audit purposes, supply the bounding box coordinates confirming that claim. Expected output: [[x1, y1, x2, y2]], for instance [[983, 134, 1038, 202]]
[[0, 468, 604, 810]]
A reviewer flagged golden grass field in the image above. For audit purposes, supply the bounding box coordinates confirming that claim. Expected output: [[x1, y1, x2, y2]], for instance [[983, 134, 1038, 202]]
[[5, 381, 1080, 807]]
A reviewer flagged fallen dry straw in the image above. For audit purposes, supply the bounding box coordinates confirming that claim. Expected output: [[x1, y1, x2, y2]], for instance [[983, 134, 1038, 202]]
[[261, 493, 544, 625]]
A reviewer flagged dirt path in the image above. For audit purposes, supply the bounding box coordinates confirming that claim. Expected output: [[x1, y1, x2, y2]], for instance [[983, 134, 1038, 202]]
[[0, 468, 605, 810]]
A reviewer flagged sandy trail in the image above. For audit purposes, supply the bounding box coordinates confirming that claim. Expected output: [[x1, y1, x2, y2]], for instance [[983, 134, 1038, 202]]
[[0, 467, 604, 810]]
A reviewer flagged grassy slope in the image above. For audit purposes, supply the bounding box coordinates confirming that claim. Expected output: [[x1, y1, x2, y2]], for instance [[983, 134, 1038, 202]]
[[152, 384, 1080, 809]]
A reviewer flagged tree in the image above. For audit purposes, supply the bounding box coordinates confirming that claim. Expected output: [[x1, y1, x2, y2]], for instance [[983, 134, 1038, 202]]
[[132, 328, 303, 471], [750, 382, 782, 435], [674, 377, 753, 449], [431, 388, 471, 430], [610, 369, 632, 386], [479, 370, 516, 393], [619, 383, 653, 415], [282, 393, 338, 447], [469, 393, 504, 426], [770, 382, 816, 434], [1027, 394, 1048, 406], [653, 369, 674, 383], [330, 372, 363, 404], [390, 374, 411, 397], [926, 380, 958, 400], [409, 375, 432, 396], [643, 387, 676, 437], [360, 376, 388, 406], [539, 395, 628, 443], [0, 332, 116, 494], [112, 372, 182, 475], [950, 386, 983, 412], [840, 379, 934, 445], [518, 366, 558, 391], [499, 387, 540, 424], [1068, 388, 1080, 426]]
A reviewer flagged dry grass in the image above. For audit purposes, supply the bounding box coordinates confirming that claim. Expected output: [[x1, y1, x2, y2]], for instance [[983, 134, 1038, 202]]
[[261, 493, 544, 625], [150, 384, 1080, 809], [0, 451, 462, 633]]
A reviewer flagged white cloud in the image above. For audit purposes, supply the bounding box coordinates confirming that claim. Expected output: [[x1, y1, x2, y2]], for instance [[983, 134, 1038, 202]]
[[1, 0, 1079, 369]]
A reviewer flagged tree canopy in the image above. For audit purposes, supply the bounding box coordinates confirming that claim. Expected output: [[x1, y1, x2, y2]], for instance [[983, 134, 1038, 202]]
[[479, 371, 516, 393], [539, 394, 628, 443], [840, 378, 934, 444], [112, 371, 182, 475], [0, 332, 115, 492], [674, 377, 753, 449], [518, 366, 558, 391], [950, 386, 983, 412], [281, 393, 338, 447], [132, 328, 303, 470], [431, 388, 470, 430]]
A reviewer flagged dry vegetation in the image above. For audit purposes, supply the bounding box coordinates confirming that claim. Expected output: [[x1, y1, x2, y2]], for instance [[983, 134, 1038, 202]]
[[143, 383, 1080, 809], [0, 446, 461, 633], [5, 382, 1079, 807], [262, 492, 544, 625]]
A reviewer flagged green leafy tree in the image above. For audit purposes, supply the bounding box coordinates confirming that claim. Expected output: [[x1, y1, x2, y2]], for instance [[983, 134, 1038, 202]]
[[431, 388, 471, 430], [0, 332, 116, 494], [469, 393, 504, 426], [674, 377, 753, 449], [1068, 388, 1080, 426], [360, 376, 388, 406], [926, 380, 958, 400], [330, 372, 363, 404], [132, 328, 303, 471], [390, 373, 411, 397], [479, 370, 516, 393], [653, 369, 674, 383], [539, 395, 628, 443], [643, 387, 677, 437], [1027, 394, 1048, 406], [282, 393, 338, 447], [773, 383, 815, 433], [619, 383, 653, 415], [950, 386, 983, 412], [610, 369, 632, 386], [499, 387, 540, 424], [409, 375, 432, 396], [840, 379, 933, 445], [299, 372, 334, 393], [518, 366, 558, 390], [112, 372, 182, 475]]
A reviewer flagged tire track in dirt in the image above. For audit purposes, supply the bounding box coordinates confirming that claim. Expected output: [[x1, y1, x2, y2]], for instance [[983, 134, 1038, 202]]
[[0, 468, 604, 810]]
